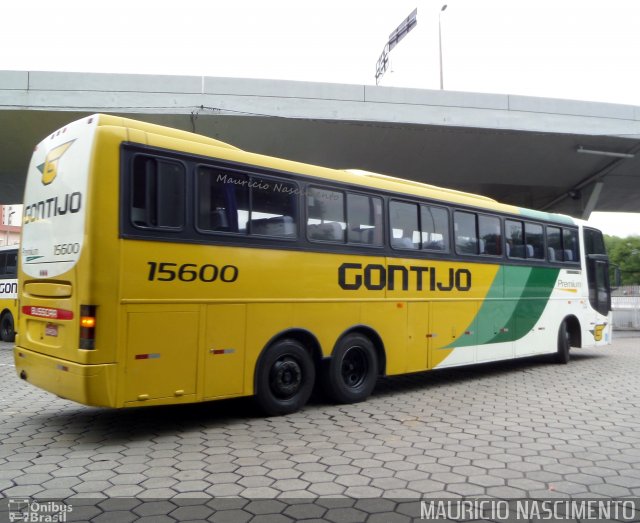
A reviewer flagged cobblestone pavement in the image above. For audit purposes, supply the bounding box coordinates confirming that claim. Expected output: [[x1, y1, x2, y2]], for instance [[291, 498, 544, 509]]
[[1, 336, 640, 522]]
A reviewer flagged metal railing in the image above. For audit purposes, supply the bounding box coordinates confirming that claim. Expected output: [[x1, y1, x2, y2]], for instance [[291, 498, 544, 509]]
[[612, 286, 640, 330]]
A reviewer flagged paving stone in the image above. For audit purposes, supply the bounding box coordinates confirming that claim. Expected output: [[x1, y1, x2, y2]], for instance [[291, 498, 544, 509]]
[[170, 505, 213, 520], [244, 500, 287, 515], [210, 509, 253, 523], [1, 338, 640, 520], [92, 511, 138, 523], [133, 501, 177, 517], [325, 507, 368, 523]]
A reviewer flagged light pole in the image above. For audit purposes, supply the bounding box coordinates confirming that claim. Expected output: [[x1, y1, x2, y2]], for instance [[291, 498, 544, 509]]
[[438, 4, 448, 90]]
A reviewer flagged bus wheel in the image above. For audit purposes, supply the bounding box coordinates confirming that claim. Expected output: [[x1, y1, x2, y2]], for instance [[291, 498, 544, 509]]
[[255, 339, 315, 416], [555, 320, 571, 364], [323, 333, 378, 404], [0, 313, 15, 343]]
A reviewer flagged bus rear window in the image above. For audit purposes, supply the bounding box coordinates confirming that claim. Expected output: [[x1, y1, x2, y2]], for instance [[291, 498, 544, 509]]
[[131, 156, 185, 229]]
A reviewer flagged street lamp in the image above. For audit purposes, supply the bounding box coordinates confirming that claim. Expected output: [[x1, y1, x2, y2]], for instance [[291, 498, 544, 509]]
[[438, 4, 448, 90]]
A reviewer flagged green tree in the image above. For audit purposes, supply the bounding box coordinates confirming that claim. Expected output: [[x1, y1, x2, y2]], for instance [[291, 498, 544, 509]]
[[604, 235, 640, 285]]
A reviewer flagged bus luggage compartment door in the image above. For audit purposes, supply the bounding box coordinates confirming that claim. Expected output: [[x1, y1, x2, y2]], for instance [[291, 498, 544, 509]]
[[124, 305, 198, 404], [203, 304, 246, 399]]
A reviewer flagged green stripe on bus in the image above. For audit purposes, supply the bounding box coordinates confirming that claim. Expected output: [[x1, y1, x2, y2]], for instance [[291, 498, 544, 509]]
[[446, 266, 560, 348], [495, 266, 560, 342]]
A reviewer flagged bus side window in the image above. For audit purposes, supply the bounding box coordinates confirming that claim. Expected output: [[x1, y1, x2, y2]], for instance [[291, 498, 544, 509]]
[[506, 219, 524, 258], [478, 214, 501, 255], [249, 177, 297, 238], [307, 187, 346, 242], [563, 228, 580, 262], [547, 226, 563, 261], [421, 205, 449, 252], [390, 201, 419, 250], [454, 211, 478, 255], [197, 168, 250, 234], [131, 156, 185, 229], [524, 222, 544, 259], [347, 193, 382, 246]]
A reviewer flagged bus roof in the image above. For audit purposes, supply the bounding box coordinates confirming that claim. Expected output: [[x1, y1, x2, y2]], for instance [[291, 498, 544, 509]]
[[94, 114, 576, 227], [97, 114, 239, 151]]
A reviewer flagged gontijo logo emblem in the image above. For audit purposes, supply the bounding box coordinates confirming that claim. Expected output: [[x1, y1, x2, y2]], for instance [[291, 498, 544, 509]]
[[591, 323, 607, 341], [36, 140, 75, 185]]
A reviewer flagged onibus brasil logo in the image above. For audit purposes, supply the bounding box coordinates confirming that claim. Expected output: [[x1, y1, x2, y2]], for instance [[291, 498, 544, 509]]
[[36, 140, 75, 185], [8, 498, 72, 522]]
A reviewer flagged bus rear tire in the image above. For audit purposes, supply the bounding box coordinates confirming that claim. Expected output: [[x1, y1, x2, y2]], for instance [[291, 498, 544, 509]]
[[555, 320, 571, 364], [255, 339, 315, 416], [0, 312, 15, 343], [322, 333, 378, 404]]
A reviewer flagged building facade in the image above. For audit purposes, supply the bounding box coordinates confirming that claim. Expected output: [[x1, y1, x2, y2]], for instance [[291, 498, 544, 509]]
[[1, 205, 22, 246]]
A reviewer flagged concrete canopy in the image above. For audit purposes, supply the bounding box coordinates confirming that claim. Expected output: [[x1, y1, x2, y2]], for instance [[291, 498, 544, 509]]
[[1, 70, 640, 218]]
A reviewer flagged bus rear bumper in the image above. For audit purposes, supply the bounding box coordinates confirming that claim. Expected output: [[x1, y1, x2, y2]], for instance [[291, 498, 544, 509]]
[[14, 346, 118, 407]]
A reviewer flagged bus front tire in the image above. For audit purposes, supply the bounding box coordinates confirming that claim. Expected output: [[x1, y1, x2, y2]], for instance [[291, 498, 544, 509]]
[[322, 333, 378, 404], [555, 320, 571, 364], [255, 339, 315, 416], [0, 313, 15, 343]]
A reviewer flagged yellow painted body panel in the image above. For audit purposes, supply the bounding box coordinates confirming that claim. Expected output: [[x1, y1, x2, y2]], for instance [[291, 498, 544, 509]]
[[14, 347, 117, 406]]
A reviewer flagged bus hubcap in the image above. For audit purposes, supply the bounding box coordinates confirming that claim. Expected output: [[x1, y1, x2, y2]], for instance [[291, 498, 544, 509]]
[[270, 357, 302, 399], [342, 347, 367, 388]]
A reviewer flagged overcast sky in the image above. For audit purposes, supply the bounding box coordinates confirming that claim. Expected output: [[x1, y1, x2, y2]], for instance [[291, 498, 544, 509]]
[[1, 0, 639, 235]]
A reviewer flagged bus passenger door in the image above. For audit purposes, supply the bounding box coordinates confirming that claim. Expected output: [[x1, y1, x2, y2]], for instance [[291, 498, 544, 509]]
[[203, 304, 246, 399], [587, 256, 611, 318]]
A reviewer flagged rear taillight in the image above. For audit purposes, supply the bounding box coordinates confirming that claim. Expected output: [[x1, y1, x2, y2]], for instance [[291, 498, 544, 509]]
[[79, 305, 97, 349]]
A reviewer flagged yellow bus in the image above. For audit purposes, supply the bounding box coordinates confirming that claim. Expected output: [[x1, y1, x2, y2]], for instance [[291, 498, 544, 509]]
[[15, 114, 612, 415], [0, 245, 18, 342]]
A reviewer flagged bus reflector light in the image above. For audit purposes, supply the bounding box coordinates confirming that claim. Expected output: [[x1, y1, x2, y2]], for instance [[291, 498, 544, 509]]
[[79, 305, 97, 350]]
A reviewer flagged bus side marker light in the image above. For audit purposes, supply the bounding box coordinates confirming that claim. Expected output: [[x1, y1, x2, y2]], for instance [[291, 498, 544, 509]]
[[209, 348, 235, 355], [135, 353, 161, 360], [500, 328, 509, 333], [56, 364, 69, 372]]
